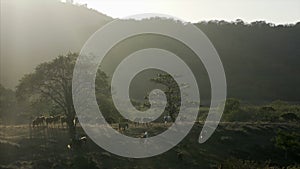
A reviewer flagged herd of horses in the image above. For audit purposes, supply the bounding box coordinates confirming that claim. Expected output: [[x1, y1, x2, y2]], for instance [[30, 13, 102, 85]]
[[118, 116, 173, 131], [30, 115, 174, 149], [32, 115, 77, 128], [32, 115, 173, 130]]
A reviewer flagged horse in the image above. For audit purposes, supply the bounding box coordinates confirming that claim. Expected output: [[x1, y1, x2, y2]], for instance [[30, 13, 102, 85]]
[[134, 117, 141, 127], [45, 115, 61, 127], [60, 116, 67, 128], [142, 117, 153, 127], [73, 117, 79, 127], [133, 117, 152, 127], [60, 116, 79, 128], [163, 115, 172, 124], [32, 116, 45, 127], [118, 123, 129, 131]]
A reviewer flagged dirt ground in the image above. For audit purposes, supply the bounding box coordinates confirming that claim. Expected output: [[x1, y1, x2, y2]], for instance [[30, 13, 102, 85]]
[[0, 122, 299, 169]]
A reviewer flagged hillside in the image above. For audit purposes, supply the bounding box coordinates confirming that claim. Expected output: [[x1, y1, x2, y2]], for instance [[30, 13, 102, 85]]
[[197, 21, 300, 102], [99, 20, 300, 103], [1, 0, 300, 103], [0, 0, 112, 88]]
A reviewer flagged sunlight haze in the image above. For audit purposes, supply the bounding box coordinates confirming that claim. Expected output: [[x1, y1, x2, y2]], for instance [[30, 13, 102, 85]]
[[72, 0, 300, 24]]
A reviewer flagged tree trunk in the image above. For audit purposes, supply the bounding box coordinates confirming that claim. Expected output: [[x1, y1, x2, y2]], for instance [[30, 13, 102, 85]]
[[67, 116, 76, 140]]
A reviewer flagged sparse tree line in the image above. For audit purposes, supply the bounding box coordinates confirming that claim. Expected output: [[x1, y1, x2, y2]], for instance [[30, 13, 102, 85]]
[[198, 98, 300, 123]]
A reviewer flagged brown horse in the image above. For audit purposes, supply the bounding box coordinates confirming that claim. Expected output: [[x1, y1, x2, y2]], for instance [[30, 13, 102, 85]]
[[60, 116, 79, 128], [45, 115, 61, 127], [60, 116, 67, 128], [32, 116, 45, 127], [118, 123, 129, 131]]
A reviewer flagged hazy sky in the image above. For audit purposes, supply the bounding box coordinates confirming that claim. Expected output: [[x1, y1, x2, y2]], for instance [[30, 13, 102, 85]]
[[72, 0, 300, 24]]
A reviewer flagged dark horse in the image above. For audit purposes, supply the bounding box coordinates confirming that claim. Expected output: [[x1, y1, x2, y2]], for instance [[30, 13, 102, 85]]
[[32, 116, 45, 127], [45, 115, 61, 127], [118, 123, 129, 130]]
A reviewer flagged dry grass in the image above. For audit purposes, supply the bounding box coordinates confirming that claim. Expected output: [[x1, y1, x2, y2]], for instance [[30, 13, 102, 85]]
[[0, 122, 299, 169]]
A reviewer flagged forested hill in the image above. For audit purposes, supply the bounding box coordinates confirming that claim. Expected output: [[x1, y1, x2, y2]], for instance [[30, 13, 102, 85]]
[[100, 20, 300, 103], [1, 0, 300, 103], [196, 21, 300, 102]]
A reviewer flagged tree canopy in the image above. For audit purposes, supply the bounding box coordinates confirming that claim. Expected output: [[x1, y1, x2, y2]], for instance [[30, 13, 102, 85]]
[[16, 53, 111, 139]]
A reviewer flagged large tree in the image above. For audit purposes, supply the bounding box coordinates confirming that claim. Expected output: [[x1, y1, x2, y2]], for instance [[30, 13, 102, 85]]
[[16, 53, 110, 139], [150, 73, 181, 122]]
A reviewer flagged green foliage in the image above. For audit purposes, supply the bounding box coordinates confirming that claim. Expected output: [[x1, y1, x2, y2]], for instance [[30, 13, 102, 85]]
[[280, 113, 299, 121], [222, 98, 242, 121], [273, 130, 300, 159], [150, 73, 180, 122], [16, 53, 112, 138], [222, 157, 262, 169], [275, 131, 300, 149], [224, 98, 241, 114], [222, 157, 300, 169], [219, 99, 300, 122], [16, 53, 78, 116], [271, 100, 289, 108]]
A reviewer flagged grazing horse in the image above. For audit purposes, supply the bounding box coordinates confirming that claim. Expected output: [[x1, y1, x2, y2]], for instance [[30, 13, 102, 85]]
[[142, 117, 153, 127], [32, 116, 45, 127], [164, 115, 172, 124], [52, 115, 61, 126], [73, 117, 79, 127], [60, 116, 67, 127], [45, 115, 61, 127], [134, 117, 152, 127], [118, 123, 129, 131], [60, 116, 79, 128], [134, 117, 141, 127], [45, 116, 54, 126]]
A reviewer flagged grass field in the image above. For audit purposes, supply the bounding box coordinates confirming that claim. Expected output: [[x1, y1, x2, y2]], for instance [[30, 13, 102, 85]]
[[0, 122, 299, 169]]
